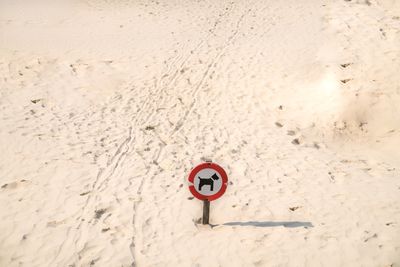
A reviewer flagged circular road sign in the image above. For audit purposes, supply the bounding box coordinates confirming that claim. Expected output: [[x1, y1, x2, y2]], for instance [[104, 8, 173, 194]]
[[188, 162, 228, 201]]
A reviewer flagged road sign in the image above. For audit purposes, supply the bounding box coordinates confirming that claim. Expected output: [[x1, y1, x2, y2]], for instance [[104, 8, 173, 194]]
[[188, 162, 228, 201]]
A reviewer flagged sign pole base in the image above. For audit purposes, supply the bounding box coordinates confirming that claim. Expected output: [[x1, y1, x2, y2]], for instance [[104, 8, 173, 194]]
[[202, 200, 210, 225]]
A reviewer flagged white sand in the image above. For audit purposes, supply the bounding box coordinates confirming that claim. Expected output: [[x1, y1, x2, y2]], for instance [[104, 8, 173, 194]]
[[0, 0, 399, 266]]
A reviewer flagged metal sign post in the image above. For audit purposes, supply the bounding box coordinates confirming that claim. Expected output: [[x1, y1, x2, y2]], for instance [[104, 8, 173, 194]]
[[202, 200, 210, 225]]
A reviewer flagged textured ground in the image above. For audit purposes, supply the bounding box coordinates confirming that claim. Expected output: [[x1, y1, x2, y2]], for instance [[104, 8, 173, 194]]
[[0, 0, 399, 266]]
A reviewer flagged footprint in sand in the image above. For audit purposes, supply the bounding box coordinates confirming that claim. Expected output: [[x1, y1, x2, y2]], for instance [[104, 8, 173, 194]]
[[1, 179, 29, 190]]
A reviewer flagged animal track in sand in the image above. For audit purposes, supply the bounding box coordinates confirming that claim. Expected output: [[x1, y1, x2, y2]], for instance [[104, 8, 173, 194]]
[[291, 138, 300, 145], [94, 208, 107, 219], [341, 78, 352, 84], [340, 63, 353, 68]]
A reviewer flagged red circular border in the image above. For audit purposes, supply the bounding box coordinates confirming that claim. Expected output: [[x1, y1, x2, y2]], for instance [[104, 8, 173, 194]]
[[188, 162, 228, 201]]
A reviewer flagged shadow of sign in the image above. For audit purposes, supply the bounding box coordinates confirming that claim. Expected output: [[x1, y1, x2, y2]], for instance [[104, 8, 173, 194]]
[[221, 221, 313, 228]]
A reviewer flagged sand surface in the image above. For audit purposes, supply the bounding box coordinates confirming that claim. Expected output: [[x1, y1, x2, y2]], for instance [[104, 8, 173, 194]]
[[0, 0, 400, 266]]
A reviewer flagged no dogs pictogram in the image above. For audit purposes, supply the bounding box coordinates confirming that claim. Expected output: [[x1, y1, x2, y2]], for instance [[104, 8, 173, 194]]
[[188, 162, 228, 201]]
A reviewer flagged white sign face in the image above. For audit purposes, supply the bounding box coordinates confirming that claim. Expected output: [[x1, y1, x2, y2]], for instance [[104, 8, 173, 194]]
[[192, 168, 223, 196]]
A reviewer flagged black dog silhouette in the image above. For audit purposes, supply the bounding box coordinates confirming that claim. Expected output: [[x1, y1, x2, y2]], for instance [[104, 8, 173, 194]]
[[198, 173, 219, 191]]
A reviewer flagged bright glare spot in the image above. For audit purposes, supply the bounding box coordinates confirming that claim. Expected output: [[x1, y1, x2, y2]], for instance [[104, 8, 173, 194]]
[[320, 72, 338, 97]]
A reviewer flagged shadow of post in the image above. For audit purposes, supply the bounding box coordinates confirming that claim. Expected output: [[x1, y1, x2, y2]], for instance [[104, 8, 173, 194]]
[[219, 221, 313, 228]]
